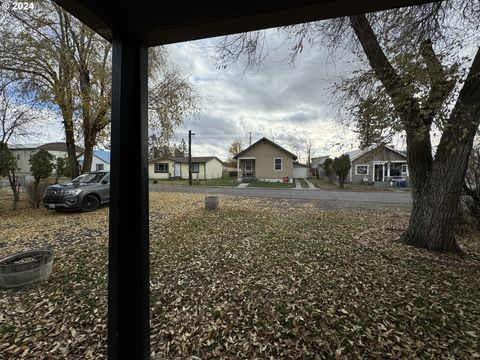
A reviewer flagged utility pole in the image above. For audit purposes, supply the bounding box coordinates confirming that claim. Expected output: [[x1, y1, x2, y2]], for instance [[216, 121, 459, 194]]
[[249, 132, 252, 146], [188, 130, 195, 185]]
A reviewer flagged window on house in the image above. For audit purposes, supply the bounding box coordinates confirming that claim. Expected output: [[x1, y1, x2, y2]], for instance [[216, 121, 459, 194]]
[[401, 164, 408, 174], [154, 163, 169, 173], [355, 165, 368, 175], [191, 162, 199, 173], [274, 158, 282, 171], [16, 154, 20, 160], [390, 163, 402, 176], [96, 163, 104, 171]]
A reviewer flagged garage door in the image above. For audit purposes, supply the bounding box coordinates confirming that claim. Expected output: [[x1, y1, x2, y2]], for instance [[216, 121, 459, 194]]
[[293, 166, 308, 179]]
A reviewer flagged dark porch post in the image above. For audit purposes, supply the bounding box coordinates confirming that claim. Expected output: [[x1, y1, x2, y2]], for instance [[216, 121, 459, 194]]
[[108, 34, 149, 360]]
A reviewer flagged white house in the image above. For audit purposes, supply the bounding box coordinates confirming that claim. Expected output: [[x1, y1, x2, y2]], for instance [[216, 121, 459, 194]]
[[77, 150, 111, 172], [148, 156, 223, 180], [9, 142, 84, 175]]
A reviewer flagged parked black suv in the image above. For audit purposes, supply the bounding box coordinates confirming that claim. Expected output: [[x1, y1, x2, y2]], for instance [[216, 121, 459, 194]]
[[43, 171, 110, 212]]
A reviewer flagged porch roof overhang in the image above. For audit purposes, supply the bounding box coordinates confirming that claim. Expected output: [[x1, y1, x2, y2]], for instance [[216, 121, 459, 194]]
[[54, 0, 437, 46]]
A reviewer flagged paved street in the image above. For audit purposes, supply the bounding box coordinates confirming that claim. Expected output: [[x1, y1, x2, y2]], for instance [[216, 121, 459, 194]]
[[150, 184, 412, 212]]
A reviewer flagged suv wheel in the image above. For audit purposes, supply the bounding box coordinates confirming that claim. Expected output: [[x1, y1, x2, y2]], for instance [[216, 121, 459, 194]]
[[81, 194, 100, 212]]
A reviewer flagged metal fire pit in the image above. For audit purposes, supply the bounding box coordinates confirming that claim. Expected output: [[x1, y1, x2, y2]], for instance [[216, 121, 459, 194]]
[[0, 249, 53, 288]]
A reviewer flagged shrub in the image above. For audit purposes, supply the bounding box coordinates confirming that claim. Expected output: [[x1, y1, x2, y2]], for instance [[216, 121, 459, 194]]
[[332, 154, 351, 189], [23, 179, 50, 208], [54, 157, 71, 183], [0, 142, 21, 210], [323, 158, 334, 182], [29, 150, 54, 208]]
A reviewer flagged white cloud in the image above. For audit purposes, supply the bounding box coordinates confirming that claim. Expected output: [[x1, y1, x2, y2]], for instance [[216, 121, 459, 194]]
[[165, 30, 367, 162]]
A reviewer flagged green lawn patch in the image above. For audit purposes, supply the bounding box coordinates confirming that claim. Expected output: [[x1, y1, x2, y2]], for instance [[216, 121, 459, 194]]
[[150, 178, 189, 185], [150, 177, 239, 187], [201, 177, 239, 187], [248, 180, 295, 188]]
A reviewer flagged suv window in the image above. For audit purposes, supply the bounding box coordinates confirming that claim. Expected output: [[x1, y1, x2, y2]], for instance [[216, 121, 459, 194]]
[[73, 172, 107, 183]]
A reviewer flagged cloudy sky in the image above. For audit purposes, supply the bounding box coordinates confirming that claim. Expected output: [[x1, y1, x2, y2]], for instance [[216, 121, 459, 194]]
[[166, 30, 367, 162], [33, 27, 409, 162]]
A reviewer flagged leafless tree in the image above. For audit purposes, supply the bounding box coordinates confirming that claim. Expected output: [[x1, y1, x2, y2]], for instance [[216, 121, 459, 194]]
[[0, 75, 43, 144]]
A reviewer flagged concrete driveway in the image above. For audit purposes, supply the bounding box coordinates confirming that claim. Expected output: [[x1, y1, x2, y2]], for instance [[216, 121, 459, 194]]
[[150, 184, 412, 207]]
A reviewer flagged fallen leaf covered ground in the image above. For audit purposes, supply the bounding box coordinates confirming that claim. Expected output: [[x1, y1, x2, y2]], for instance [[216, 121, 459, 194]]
[[0, 192, 479, 359]]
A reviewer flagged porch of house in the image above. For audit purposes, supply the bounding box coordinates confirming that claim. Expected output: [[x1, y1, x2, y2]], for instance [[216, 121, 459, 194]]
[[372, 160, 409, 186], [237, 158, 256, 182]]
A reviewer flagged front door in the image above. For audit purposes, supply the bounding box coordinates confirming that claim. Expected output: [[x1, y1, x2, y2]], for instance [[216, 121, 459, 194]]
[[174, 163, 181, 177], [374, 164, 384, 182], [245, 159, 253, 175]]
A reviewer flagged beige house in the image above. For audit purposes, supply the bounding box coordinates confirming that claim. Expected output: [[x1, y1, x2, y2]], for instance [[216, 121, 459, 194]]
[[9, 142, 84, 175], [148, 156, 223, 180], [345, 143, 409, 184], [234, 137, 297, 182]]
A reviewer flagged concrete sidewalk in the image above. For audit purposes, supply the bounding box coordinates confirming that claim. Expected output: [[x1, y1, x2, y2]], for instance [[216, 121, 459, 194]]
[[304, 179, 317, 190], [294, 179, 302, 189]]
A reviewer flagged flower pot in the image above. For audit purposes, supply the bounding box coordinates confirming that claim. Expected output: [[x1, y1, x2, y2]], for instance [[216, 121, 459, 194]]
[[204, 196, 219, 210]]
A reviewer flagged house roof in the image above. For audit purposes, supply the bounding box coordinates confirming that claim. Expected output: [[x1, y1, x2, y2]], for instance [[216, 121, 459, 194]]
[[311, 156, 330, 165], [9, 142, 84, 152], [345, 143, 407, 162], [149, 156, 223, 164], [233, 137, 297, 160], [312, 156, 329, 161], [293, 162, 310, 168], [38, 142, 84, 152], [77, 150, 111, 164], [9, 143, 45, 150], [93, 150, 111, 164]]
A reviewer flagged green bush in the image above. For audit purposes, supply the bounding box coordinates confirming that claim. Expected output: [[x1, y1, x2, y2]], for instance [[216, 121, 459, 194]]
[[29, 150, 54, 208], [332, 154, 351, 190], [23, 179, 50, 208]]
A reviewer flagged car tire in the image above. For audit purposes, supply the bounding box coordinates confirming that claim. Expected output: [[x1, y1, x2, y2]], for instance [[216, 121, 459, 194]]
[[81, 194, 100, 212]]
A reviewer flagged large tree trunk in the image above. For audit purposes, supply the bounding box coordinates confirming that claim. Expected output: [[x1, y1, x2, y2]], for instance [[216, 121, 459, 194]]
[[82, 138, 94, 173], [405, 46, 480, 251], [403, 109, 477, 252], [62, 112, 80, 178], [349, 14, 480, 252], [58, 10, 80, 179], [403, 137, 473, 252], [402, 172, 462, 252]]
